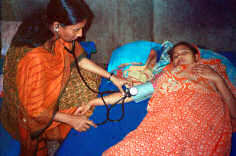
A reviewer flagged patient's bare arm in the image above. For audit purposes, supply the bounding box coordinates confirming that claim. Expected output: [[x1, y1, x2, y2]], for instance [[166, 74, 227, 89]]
[[91, 92, 133, 106], [74, 92, 134, 115], [192, 64, 236, 118]]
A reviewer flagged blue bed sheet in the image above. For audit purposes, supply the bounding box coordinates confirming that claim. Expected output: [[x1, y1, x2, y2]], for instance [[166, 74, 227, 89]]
[[0, 124, 20, 156], [56, 78, 149, 156]]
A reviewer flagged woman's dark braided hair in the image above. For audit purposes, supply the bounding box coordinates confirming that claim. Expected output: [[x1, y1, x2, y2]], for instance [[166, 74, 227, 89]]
[[11, 0, 94, 48]]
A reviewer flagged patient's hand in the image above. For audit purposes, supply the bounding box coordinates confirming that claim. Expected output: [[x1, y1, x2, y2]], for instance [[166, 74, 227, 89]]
[[192, 64, 222, 83]]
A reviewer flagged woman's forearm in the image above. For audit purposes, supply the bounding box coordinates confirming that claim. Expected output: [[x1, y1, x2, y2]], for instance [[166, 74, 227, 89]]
[[78, 58, 111, 79], [78, 57, 130, 95], [54, 112, 72, 124], [215, 78, 236, 118]]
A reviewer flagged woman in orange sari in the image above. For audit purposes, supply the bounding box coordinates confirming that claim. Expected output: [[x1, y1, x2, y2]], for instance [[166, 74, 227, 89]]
[[0, 0, 127, 155], [83, 41, 236, 155]]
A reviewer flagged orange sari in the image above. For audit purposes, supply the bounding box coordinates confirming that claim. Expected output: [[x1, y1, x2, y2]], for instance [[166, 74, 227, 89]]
[[16, 39, 84, 155], [104, 59, 235, 156]]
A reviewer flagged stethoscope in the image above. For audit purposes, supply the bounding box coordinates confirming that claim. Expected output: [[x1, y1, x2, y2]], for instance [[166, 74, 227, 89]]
[[64, 40, 137, 125]]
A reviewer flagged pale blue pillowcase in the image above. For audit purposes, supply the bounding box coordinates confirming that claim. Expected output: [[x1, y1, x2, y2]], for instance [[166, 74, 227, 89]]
[[107, 40, 162, 72]]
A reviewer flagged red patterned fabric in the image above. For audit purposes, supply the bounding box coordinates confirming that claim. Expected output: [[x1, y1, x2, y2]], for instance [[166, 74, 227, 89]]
[[103, 59, 235, 156]]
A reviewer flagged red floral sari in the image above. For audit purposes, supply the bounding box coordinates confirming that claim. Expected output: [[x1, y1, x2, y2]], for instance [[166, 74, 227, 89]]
[[103, 59, 236, 156]]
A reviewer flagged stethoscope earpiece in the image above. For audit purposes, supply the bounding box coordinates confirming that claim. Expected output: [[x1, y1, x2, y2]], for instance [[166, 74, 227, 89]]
[[54, 24, 60, 32]]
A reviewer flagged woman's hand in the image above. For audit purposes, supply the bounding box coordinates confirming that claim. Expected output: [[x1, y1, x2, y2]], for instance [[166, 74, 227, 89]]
[[74, 103, 93, 115], [192, 64, 222, 83], [67, 115, 97, 132], [54, 112, 96, 132], [110, 75, 132, 95]]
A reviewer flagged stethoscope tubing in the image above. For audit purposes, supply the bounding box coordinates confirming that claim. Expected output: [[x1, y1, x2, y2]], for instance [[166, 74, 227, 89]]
[[64, 40, 130, 125]]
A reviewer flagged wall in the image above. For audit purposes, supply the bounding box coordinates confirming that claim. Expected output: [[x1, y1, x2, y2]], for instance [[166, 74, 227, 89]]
[[85, 0, 153, 62], [153, 0, 236, 51], [1, 0, 48, 21], [1, 0, 236, 63]]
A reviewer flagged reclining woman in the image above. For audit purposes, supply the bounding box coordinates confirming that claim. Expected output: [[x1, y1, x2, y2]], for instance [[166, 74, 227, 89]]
[[81, 41, 236, 155], [0, 0, 128, 155]]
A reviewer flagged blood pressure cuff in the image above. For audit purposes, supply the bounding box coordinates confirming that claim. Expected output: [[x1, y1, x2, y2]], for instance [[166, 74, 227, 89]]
[[132, 82, 154, 103]]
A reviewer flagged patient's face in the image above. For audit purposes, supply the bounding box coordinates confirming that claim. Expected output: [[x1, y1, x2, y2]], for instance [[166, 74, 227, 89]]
[[172, 45, 197, 67]]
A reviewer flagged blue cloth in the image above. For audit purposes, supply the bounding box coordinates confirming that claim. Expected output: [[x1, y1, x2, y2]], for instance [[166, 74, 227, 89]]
[[107, 40, 162, 72], [80, 41, 97, 59], [0, 58, 4, 75], [231, 133, 236, 156], [0, 124, 20, 156], [152, 41, 173, 74], [56, 78, 149, 156], [0, 57, 20, 156]]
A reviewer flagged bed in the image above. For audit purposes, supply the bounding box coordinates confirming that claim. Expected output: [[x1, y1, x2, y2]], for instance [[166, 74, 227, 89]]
[[0, 40, 235, 156], [56, 41, 236, 156]]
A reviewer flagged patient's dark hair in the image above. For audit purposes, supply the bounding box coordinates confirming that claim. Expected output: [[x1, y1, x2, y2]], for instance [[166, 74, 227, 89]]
[[12, 0, 94, 47], [168, 41, 198, 61]]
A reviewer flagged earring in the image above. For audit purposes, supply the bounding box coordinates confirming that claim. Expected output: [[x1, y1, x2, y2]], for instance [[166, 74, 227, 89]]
[[54, 24, 59, 32]]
